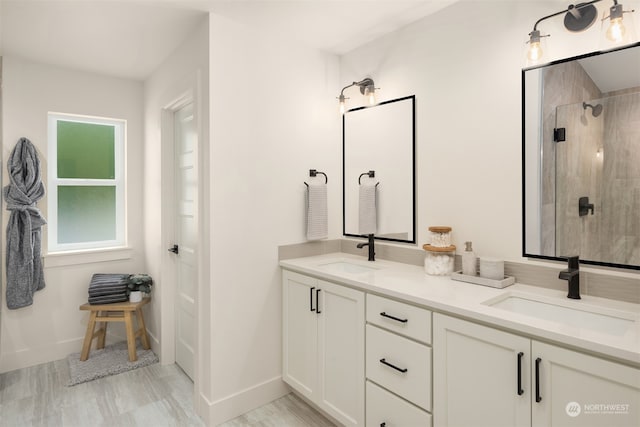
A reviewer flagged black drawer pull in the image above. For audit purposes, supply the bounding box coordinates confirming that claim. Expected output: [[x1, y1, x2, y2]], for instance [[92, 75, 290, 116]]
[[380, 423, 386, 427], [380, 312, 408, 323], [379, 358, 408, 373], [517, 352, 524, 396], [316, 288, 321, 314], [310, 287, 315, 312], [535, 357, 542, 403]]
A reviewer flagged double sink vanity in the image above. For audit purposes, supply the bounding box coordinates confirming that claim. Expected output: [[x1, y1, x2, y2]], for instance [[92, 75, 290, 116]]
[[280, 253, 640, 427]]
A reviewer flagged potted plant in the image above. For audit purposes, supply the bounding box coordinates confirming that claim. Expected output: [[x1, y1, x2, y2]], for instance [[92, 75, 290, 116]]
[[127, 274, 153, 303]]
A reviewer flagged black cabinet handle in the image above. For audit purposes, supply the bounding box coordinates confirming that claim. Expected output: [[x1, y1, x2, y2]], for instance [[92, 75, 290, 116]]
[[517, 352, 524, 396], [380, 312, 408, 323], [379, 358, 408, 373], [310, 287, 315, 312], [380, 423, 386, 427], [535, 357, 542, 403], [316, 289, 321, 314], [168, 244, 179, 254]]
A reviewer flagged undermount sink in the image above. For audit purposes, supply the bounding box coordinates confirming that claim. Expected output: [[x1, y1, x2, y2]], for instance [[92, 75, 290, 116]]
[[483, 292, 637, 336], [317, 260, 380, 274]]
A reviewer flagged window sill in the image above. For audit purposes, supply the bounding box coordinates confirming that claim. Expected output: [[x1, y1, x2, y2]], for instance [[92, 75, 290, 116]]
[[44, 247, 133, 268]]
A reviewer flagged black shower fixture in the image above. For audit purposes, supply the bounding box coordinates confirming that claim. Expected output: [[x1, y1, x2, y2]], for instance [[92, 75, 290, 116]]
[[583, 102, 604, 117]]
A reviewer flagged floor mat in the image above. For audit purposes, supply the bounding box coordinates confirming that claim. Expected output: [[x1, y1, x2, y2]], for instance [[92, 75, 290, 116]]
[[66, 340, 158, 386]]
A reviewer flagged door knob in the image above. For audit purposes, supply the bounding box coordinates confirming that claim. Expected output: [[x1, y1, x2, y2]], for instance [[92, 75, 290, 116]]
[[168, 244, 179, 254]]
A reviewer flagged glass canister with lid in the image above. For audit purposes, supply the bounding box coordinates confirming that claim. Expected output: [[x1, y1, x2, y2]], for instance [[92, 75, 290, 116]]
[[429, 226, 452, 248], [423, 244, 456, 275]]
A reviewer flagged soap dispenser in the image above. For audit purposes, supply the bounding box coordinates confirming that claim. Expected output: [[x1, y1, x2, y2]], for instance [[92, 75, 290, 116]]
[[462, 241, 477, 276]]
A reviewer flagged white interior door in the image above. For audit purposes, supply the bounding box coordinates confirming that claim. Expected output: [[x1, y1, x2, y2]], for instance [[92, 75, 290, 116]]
[[174, 102, 197, 380]]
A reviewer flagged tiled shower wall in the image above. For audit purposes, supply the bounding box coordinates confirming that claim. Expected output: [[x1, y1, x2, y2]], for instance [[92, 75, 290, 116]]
[[555, 96, 604, 260], [600, 90, 640, 265], [541, 62, 640, 266], [540, 60, 600, 256]]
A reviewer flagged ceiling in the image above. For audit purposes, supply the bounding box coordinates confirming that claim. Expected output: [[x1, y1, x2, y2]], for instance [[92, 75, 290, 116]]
[[0, 0, 457, 80], [579, 46, 640, 94]]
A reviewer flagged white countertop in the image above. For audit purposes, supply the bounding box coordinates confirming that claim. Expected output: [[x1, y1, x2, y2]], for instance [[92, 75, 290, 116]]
[[280, 252, 640, 367]]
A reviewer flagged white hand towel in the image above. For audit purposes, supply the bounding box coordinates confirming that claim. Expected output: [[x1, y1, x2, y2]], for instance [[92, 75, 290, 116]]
[[306, 182, 328, 240], [359, 182, 377, 235]]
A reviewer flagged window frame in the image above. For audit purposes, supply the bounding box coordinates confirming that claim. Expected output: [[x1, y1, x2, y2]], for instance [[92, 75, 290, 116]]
[[47, 112, 126, 253]]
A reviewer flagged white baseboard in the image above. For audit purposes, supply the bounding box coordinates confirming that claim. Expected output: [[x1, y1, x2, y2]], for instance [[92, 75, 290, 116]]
[[203, 376, 289, 426], [0, 337, 85, 373], [0, 331, 151, 373]]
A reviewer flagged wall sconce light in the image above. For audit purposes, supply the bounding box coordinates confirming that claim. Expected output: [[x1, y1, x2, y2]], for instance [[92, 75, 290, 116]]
[[602, 1, 635, 43], [337, 78, 378, 114], [526, 1, 636, 62]]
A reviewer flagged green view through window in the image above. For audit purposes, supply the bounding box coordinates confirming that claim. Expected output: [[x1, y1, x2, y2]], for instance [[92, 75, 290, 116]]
[[57, 121, 115, 179], [48, 113, 125, 252]]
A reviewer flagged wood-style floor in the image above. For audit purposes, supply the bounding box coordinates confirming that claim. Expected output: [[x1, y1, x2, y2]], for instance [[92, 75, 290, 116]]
[[0, 359, 335, 427]]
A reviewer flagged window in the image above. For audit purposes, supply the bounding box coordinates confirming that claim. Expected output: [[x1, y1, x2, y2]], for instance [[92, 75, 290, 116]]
[[48, 113, 125, 252]]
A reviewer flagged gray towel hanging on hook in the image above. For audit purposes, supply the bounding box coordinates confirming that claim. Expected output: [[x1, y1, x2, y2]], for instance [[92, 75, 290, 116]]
[[3, 137, 47, 309]]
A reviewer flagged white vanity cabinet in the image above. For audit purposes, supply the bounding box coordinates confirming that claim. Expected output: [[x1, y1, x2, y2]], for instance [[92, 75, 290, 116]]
[[434, 313, 640, 427], [282, 270, 365, 426], [365, 294, 433, 427]]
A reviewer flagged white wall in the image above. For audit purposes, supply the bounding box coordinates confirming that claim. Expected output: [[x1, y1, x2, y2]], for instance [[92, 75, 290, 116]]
[[142, 15, 210, 417], [340, 0, 640, 263], [206, 12, 341, 424], [0, 56, 145, 372]]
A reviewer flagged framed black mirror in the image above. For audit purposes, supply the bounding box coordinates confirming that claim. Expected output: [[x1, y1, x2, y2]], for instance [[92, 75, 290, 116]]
[[522, 42, 640, 270], [343, 95, 416, 243]]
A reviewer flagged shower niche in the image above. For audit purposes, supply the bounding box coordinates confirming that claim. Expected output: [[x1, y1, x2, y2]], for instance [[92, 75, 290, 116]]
[[523, 42, 640, 269]]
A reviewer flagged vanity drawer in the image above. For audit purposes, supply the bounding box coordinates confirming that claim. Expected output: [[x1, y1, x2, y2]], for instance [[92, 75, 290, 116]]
[[366, 324, 431, 411], [367, 294, 431, 344], [366, 380, 432, 427]]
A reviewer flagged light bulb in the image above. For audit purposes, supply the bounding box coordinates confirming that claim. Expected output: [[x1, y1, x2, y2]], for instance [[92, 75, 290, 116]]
[[368, 92, 376, 105], [527, 41, 543, 61], [338, 94, 346, 114], [526, 30, 544, 62], [606, 17, 626, 42]]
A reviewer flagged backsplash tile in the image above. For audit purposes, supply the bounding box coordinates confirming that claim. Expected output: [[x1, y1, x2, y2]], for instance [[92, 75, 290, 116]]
[[278, 239, 341, 260], [340, 238, 425, 266], [585, 272, 640, 304]]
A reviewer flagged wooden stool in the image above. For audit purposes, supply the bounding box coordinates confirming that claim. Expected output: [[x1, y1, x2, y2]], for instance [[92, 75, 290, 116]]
[[79, 298, 151, 362]]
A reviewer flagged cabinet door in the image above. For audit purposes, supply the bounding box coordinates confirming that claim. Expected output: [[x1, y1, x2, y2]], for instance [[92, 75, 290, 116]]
[[282, 271, 318, 400], [433, 313, 531, 427], [317, 280, 365, 426], [532, 341, 640, 427]]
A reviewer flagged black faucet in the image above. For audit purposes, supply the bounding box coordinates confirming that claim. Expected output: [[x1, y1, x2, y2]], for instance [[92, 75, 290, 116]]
[[356, 234, 375, 262], [559, 256, 581, 299]]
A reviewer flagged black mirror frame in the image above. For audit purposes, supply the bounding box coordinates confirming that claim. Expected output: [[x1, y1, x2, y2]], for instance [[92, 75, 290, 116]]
[[521, 42, 640, 271], [343, 95, 416, 244]]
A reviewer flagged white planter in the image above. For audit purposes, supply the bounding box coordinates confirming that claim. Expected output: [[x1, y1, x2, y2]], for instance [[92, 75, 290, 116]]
[[129, 291, 142, 303]]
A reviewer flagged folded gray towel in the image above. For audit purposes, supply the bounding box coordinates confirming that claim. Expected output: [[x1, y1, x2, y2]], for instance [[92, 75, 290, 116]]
[[89, 282, 128, 291], [89, 273, 129, 287], [88, 294, 129, 305], [88, 286, 128, 297], [87, 274, 131, 302]]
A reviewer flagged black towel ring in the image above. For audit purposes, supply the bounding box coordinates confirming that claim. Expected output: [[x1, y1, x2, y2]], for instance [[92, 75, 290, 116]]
[[305, 169, 328, 187], [358, 170, 376, 185]]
